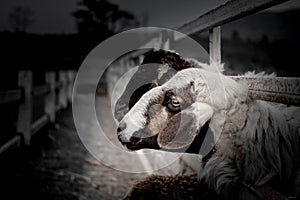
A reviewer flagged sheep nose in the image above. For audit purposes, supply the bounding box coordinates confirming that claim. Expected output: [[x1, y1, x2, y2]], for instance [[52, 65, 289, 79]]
[[117, 122, 126, 133]]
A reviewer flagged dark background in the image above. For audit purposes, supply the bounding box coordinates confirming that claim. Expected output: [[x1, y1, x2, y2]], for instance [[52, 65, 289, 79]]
[[0, 0, 300, 75], [0, 1, 300, 199]]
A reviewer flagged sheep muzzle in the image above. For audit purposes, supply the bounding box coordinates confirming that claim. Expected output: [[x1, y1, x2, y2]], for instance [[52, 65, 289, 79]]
[[125, 133, 160, 150]]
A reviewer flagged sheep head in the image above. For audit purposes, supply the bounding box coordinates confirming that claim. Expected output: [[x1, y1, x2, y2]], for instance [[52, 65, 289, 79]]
[[116, 67, 242, 152], [114, 50, 204, 122]]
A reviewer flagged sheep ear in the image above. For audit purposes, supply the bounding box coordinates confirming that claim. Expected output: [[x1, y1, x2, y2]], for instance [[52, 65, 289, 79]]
[[157, 102, 213, 150]]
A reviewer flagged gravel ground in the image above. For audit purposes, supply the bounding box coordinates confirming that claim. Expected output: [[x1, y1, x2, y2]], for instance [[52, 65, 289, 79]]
[[0, 96, 146, 200]]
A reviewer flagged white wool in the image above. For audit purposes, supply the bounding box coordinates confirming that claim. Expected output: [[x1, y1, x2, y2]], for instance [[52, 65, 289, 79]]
[[157, 64, 170, 80], [186, 58, 225, 73], [200, 98, 300, 194], [119, 86, 166, 141], [241, 71, 277, 77]]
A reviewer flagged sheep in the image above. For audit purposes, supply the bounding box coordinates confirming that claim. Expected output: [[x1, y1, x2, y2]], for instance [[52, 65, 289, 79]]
[[117, 64, 300, 198]]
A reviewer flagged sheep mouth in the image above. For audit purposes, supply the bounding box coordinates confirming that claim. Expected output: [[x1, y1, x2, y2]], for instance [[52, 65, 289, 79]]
[[125, 135, 160, 151], [123, 122, 210, 153]]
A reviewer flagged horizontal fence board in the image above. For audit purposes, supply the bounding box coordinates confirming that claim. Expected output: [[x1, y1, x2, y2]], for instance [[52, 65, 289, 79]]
[[231, 76, 300, 105], [31, 114, 49, 135], [248, 90, 300, 105], [0, 89, 22, 104], [176, 0, 288, 37], [32, 84, 50, 97], [0, 135, 21, 156]]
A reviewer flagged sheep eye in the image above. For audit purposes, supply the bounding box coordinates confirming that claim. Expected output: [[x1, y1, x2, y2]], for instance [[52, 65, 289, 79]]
[[168, 96, 181, 111], [171, 99, 180, 107]]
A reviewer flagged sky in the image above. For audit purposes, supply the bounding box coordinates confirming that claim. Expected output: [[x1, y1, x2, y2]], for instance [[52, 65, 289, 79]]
[[0, 0, 300, 34]]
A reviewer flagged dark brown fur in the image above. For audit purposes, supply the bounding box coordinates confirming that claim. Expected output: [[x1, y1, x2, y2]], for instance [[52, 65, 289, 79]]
[[124, 174, 222, 200]]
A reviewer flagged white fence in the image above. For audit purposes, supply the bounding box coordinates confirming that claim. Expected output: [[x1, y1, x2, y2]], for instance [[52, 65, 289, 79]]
[[0, 70, 76, 157]]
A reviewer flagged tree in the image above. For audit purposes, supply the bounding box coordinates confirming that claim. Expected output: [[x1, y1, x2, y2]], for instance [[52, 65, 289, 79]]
[[72, 0, 138, 36], [8, 5, 34, 33]]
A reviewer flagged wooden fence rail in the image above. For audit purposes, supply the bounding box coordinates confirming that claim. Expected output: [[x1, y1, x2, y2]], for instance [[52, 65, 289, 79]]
[[231, 76, 300, 106], [0, 89, 22, 105], [176, 0, 289, 38], [0, 70, 76, 157]]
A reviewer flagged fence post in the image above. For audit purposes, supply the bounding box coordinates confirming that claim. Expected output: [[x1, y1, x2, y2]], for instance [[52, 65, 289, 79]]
[[209, 26, 221, 65], [17, 71, 32, 145], [45, 71, 56, 123], [67, 70, 75, 104], [58, 71, 68, 109]]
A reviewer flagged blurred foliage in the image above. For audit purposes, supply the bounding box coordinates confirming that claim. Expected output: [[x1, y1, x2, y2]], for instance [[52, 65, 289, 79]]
[[8, 5, 34, 33], [72, 0, 139, 37], [0, 1, 139, 75]]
